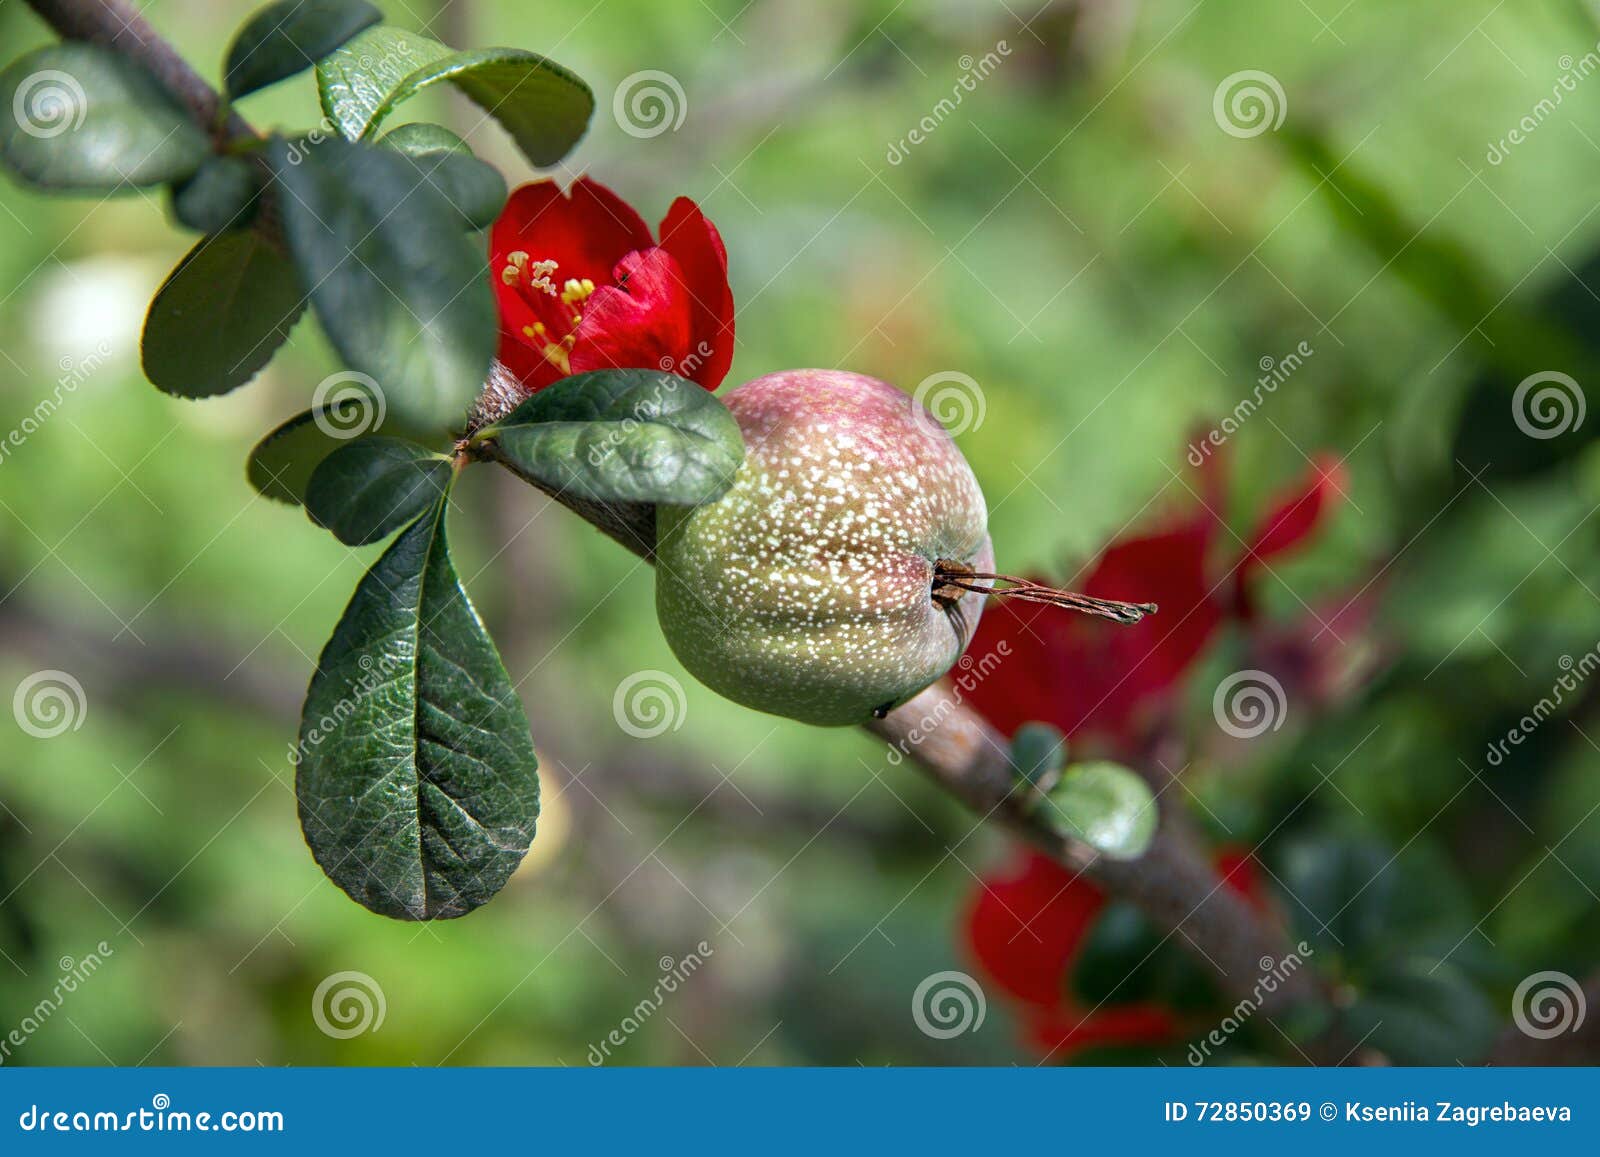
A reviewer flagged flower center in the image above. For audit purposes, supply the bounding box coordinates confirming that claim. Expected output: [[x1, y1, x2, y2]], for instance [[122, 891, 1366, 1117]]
[[500, 251, 596, 374]]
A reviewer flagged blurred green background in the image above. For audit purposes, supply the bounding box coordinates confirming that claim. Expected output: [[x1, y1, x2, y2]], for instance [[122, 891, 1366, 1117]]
[[3, 0, 1600, 1065]]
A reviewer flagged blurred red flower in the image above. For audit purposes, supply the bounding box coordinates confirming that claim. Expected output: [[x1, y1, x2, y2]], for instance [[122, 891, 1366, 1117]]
[[960, 444, 1349, 1059], [963, 447, 1347, 753], [966, 847, 1265, 1059], [489, 177, 735, 393]]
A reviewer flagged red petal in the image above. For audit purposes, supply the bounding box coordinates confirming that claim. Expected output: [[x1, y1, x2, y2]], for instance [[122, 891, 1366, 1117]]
[[656, 197, 735, 388], [1234, 454, 1346, 610], [964, 851, 1103, 1008], [569, 248, 694, 376], [490, 178, 654, 389]]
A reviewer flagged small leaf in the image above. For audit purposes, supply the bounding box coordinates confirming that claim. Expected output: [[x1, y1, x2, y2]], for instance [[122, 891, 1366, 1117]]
[[1036, 761, 1156, 860], [1342, 960, 1498, 1065], [169, 154, 260, 234], [267, 135, 496, 432], [225, 0, 382, 99], [482, 370, 745, 505], [0, 44, 208, 191], [317, 26, 592, 165], [249, 404, 440, 505], [296, 499, 539, 920], [1010, 722, 1066, 793], [378, 123, 505, 230], [142, 229, 305, 398], [306, 436, 453, 545]]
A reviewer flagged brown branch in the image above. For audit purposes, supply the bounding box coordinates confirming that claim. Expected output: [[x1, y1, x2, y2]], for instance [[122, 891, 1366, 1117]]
[[24, 0, 256, 144]]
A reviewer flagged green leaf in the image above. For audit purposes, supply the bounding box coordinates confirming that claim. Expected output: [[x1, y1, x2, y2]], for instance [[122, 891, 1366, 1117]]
[[142, 229, 305, 398], [1010, 722, 1066, 793], [248, 402, 441, 505], [306, 436, 453, 545], [0, 43, 208, 191], [296, 499, 539, 920], [316, 26, 593, 165], [1342, 960, 1498, 1065], [1072, 901, 1220, 1013], [482, 370, 745, 505], [225, 0, 382, 99], [378, 123, 506, 230], [1036, 761, 1156, 860], [169, 154, 261, 234], [267, 136, 496, 432]]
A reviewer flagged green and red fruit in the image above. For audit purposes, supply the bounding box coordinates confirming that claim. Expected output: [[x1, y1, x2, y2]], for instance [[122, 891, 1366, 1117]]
[[654, 369, 994, 726]]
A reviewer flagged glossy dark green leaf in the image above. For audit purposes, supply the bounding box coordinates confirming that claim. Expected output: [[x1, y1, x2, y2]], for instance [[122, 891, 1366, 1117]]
[[316, 26, 592, 165], [482, 370, 745, 505], [225, 0, 382, 99], [0, 43, 208, 191], [249, 403, 441, 505], [1010, 722, 1066, 794], [296, 500, 539, 920], [306, 436, 453, 545], [1036, 761, 1156, 860], [267, 136, 495, 432], [142, 229, 305, 398], [378, 123, 506, 230], [169, 154, 261, 234]]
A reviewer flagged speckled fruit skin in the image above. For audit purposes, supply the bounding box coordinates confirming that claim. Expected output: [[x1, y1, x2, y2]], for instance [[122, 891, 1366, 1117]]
[[654, 369, 994, 726]]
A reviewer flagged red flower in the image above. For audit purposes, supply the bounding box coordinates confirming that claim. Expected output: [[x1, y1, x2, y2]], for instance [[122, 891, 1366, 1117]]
[[963, 446, 1346, 752], [489, 177, 735, 393], [965, 847, 1265, 1059]]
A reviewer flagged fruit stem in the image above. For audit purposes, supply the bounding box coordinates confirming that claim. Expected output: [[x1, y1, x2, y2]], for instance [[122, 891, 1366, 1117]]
[[932, 560, 1157, 626]]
